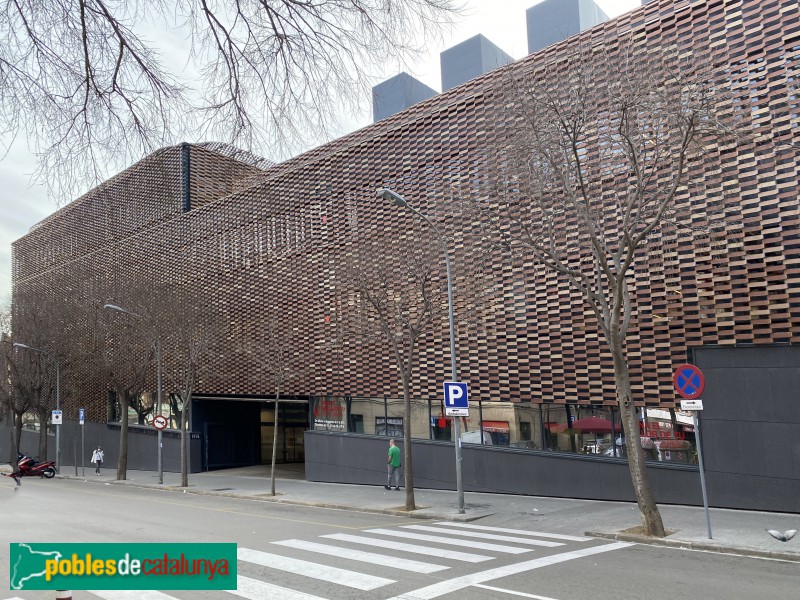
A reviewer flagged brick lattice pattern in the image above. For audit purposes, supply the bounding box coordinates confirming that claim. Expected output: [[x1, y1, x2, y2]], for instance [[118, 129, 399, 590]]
[[11, 0, 800, 421]]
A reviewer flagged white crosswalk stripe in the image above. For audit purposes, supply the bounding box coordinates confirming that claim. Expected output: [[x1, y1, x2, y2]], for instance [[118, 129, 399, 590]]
[[229, 575, 329, 599], [401, 524, 564, 547], [272, 539, 449, 573], [321, 533, 493, 562], [76, 525, 594, 600], [432, 522, 593, 542], [237, 546, 394, 591], [365, 528, 532, 554]]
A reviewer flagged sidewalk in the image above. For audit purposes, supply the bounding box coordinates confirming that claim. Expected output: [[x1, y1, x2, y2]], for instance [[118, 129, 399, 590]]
[[5, 463, 799, 562]]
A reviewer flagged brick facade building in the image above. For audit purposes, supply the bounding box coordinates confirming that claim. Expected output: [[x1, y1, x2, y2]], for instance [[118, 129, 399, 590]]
[[11, 0, 800, 428]]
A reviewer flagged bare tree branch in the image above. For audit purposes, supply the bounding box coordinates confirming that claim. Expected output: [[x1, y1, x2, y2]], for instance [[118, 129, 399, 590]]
[[0, 0, 461, 200], [477, 44, 746, 537]]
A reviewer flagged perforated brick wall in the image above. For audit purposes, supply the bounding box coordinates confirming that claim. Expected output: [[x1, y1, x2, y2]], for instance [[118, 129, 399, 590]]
[[11, 0, 800, 421]]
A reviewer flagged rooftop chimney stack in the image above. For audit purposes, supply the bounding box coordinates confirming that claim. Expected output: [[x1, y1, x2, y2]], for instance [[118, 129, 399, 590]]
[[526, 0, 609, 54], [372, 73, 438, 122], [440, 34, 514, 91]]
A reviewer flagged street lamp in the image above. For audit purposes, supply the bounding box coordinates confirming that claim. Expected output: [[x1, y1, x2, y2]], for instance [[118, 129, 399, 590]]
[[13, 342, 60, 470], [103, 303, 163, 484], [377, 187, 465, 514]]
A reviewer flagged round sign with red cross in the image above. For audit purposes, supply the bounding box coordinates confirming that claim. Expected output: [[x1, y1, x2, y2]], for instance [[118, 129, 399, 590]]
[[152, 414, 168, 430], [673, 364, 705, 400]]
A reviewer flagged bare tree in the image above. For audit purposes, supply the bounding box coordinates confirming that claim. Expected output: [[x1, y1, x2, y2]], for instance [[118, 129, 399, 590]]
[[479, 47, 740, 537], [0, 304, 11, 422], [0, 0, 460, 200], [6, 299, 63, 461], [0, 304, 25, 465], [341, 228, 447, 511], [243, 308, 314, 496], [3, 357, 30, 465], [95, 303, 154, 480], [161, 293, 226, 488]]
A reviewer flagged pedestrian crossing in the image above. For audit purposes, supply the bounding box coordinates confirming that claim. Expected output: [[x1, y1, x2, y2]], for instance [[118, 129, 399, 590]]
[[362, 527, 535, 553], [237, 547, 394, 590], [322, 532, 493, 562], [9, 522, 620, 600], [271, 539, 449, 573]]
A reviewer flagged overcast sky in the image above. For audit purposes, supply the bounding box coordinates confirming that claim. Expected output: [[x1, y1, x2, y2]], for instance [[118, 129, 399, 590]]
[[0, 0, 641, 305]]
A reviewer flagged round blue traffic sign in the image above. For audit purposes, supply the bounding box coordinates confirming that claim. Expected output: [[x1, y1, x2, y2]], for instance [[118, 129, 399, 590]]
[[673, 364, 705, 399]]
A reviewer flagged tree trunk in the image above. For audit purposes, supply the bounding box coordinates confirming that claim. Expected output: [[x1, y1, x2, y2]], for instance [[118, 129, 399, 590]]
[[117, 388, 129, 480], [612, 348, 665, 537], [180, 399, 189, 487], [401, 374, 415, 511], [8, 423, 16, 465], [37, 408, 48, 460], [270, 392, 281, 496], [12, 412, 23, 462]]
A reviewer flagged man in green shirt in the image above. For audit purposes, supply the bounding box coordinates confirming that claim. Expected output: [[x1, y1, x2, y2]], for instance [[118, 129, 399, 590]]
[[385, 439, 402, 490]]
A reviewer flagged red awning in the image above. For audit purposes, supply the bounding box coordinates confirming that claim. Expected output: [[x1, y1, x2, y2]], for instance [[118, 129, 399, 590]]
[[481, 420, 510, 433]]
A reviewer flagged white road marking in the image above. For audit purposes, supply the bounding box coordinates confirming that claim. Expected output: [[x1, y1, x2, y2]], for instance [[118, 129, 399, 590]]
[[366, 528, 532, 554], [322, 533, 492, 563], [272, 539, 448, 573], [401, 524, 564, 547], [237, 547, 394, 591], [433, 522, 592, 542], [474, 583, 561, 599], [386, 541, 634, 600], [91, 592, 177, 599], [228, 575, 329, 599]]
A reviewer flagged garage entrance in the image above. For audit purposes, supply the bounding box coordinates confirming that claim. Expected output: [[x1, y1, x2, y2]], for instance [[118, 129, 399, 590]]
[[194, 396, 310, 471]]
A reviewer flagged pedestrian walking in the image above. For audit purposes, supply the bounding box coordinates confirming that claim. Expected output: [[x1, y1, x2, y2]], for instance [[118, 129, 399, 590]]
[[385, 439, 402, 490], [91, 446, 104, 475]]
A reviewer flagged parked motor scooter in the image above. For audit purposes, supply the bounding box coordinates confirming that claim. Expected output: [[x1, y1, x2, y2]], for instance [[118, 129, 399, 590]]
[[3, 452, 57, 485]]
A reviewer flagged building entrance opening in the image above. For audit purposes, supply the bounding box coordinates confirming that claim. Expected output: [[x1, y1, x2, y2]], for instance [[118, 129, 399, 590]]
[[260, 401, 309, 464]]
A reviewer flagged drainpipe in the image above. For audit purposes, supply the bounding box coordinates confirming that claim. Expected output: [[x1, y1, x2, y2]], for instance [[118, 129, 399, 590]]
[[181, 143, 191, 212]]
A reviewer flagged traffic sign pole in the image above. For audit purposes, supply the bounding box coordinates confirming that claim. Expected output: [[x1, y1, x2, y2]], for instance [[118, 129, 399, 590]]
[[444, 382, 469, 514], [693, 410, 712, 539], [79, 408, 85, 477], [675, 365, 712, 540]]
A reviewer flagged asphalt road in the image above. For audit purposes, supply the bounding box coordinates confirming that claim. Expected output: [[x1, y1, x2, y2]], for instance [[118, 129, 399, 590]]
[[2, 477, 797, 600]]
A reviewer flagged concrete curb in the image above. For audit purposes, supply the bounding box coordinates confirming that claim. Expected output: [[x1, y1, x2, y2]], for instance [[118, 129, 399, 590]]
[[70, 475, 490, 522], [587, 531, 800, 563], [47, 472, 800, 561]]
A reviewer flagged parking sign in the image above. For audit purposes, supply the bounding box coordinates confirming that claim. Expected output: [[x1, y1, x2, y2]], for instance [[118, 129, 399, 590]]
[[444, 381, 469, 416]]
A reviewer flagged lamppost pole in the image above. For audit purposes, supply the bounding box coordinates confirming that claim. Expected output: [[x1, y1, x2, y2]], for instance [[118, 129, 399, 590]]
[[377, 188, 465, 513], [103, 303, 163, 484], [156, 335, 163, 484], [13, 343, 60, 470]]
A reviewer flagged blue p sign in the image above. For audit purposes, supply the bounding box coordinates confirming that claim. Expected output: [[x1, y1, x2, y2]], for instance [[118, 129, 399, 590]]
[[444, 381, 469, 411]]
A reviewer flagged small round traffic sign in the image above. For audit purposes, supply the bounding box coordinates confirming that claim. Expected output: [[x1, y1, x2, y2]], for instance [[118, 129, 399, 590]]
[[153, 415, 168, 430], [673, 364, 705, 399]]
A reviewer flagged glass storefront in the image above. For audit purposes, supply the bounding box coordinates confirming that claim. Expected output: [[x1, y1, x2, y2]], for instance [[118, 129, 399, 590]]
[[321, 395, 698, 465], [260, 401, 308, 464]]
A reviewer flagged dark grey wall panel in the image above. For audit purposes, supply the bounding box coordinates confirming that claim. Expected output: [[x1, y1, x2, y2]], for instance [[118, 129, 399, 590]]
[[305, 431, 700, 506], [695, 346, 800, 512], [0, 419, 201, 474]]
